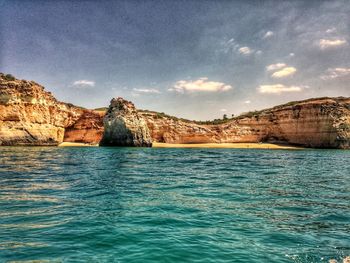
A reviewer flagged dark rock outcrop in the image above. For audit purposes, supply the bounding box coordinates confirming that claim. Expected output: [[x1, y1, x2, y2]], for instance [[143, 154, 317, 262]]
[[100, 97, 152, 147]]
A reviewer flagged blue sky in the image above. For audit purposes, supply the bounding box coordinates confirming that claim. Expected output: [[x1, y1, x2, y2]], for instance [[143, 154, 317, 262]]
[[1, 0, 349, 120]]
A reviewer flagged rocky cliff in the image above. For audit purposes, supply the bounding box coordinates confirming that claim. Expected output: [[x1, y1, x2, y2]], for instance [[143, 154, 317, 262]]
[[233, 97, 350, 149], [100, 97, 152, 147], [0, 73, 104, 146], [1, 73, 349, 148], [0, 73, 82, 145], [63, 110, 104, 144], [140, 97, 350, 149]]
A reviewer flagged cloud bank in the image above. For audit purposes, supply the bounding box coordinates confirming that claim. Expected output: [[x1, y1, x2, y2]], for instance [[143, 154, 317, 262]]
[[258, 84, 303, 94], [171, 78, 232, 93], [321, 68, 350, 80], [271, 67, 297, 78], [263, 31, 274, 39], [266, 63, 287, 71], [238, 46, 253, 55], [132, 88, 160, 94], [318, 39, 347, 49], [266, 63, 297, 78], [72, 80, 95, 88]]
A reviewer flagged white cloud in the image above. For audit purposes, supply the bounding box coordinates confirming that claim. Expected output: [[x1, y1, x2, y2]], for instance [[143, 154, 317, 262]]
[[289, 53, 295, 57], [72, 80, 95, 88], [220, 109, 227, 112], [171, 78, 232, 93], [263, 31, 274, 39], [221, 39, 260, 56], [326, 28, 336, 34], [318, 39, 347, 49], [321, 67, 350, 80], [244, 100, 251, 104], [266, 63, 297, 78], [258, 84, 303, 94], [271, 67, 297, 78], [221, 38, 240, 54], [266, 63, 287, 71], [238, 46, 253, 55], [132, 88, 160, 94]]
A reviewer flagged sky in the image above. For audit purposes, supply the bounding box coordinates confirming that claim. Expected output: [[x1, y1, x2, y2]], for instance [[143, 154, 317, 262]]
[[0, 0, 349, 120]]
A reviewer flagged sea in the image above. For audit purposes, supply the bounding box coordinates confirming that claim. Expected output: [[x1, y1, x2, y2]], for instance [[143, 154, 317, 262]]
[[0, 147, 349, 263]]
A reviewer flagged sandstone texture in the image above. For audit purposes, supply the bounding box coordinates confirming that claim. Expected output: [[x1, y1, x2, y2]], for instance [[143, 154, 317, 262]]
[[140, 97, 350, 149], [1, 73, 349, 148], [100, 98, 152, 147], [0, 73, 83, 146], [233, 97, 350, 149], [63, 110, 104, 144]]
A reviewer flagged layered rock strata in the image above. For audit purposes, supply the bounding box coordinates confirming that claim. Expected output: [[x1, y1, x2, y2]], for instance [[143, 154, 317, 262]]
[[1, 73, 349, 148], [0, 73, 83, 146], [233, 98, 350, 149], [100, 98, 152, 147], [63, 110, 104, 144], [140, 97, 350, 149]]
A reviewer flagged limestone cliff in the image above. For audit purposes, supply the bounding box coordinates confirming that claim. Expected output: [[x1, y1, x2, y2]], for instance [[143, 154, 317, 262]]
[[0, 73, 86, 145], [1, 73, 349, 148], [233, 97, 350, 149], [140, 97, 350, 149], [140, 111, 252, 144], [63, 110, 104, 144], [100, 98, 152, 147]]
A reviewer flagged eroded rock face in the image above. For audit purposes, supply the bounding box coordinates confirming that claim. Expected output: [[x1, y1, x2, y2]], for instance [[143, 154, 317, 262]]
[[63, 110, 105, 144], [234, 98, 350, 149], [100, 98, 152, 147], [140, 97, 350, 149], [0, 73, 83, 146], [1, 73, 349, 148], [140, 111, 256, 144]]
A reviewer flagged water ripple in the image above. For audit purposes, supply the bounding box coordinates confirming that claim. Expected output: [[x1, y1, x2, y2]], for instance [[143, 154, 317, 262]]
[[0, 147, 349, 262]]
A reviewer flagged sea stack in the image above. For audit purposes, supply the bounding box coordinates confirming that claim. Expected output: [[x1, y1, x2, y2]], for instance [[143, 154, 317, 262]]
[[100, 97, 152, 147]]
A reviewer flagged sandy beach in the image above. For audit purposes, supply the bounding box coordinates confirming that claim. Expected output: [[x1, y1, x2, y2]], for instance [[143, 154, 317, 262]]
[[152, 142, 303, 149], [58, 142, 99, 147], [59, 142, 302, 149]]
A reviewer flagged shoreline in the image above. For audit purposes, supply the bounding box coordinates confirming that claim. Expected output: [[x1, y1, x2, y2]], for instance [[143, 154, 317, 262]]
[[58, 142, 99, 147], [59, 141, 303, 149], [152, 142, 303, 149]]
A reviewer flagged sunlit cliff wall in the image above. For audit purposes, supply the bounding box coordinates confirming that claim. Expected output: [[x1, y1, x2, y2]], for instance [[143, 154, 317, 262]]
[[1, 73, 349, 148], [140, 97, 350, 149]]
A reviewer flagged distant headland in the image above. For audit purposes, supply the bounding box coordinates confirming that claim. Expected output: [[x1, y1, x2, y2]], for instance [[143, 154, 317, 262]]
[[0, 73, 349, 149]]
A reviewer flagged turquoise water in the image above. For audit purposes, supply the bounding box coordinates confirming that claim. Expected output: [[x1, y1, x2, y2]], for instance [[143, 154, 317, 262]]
[[0, 147, 349, 263]]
